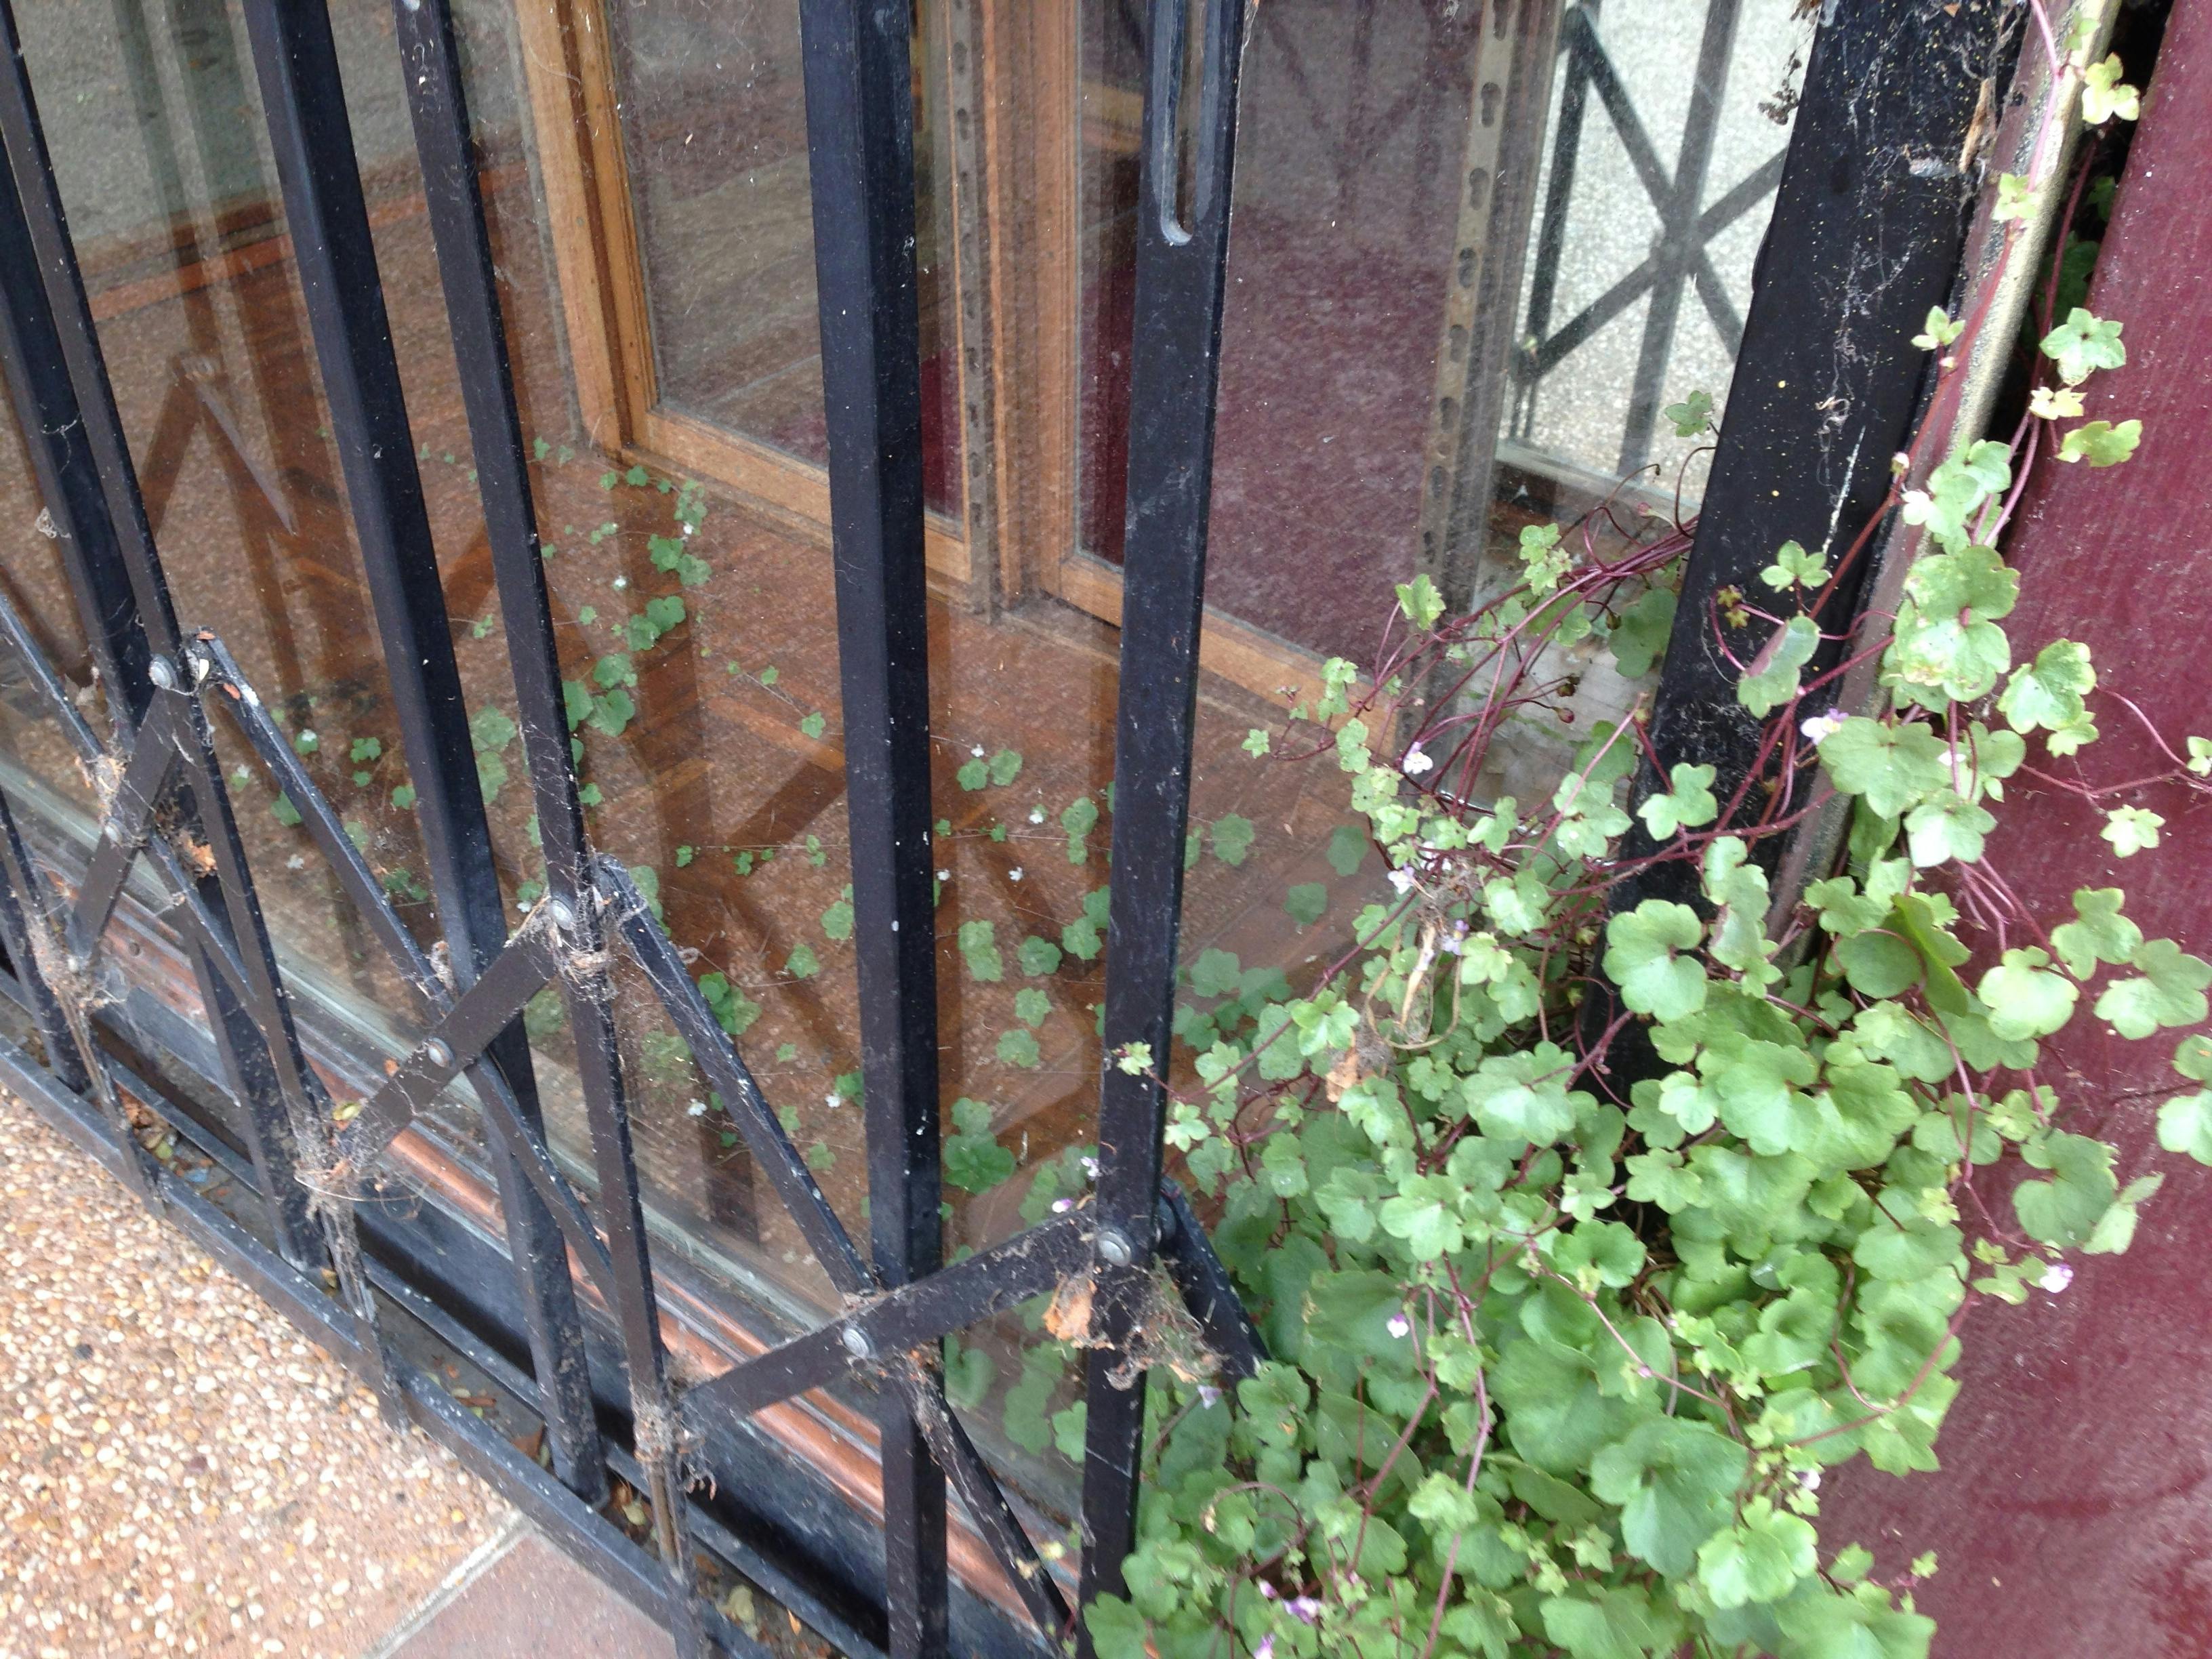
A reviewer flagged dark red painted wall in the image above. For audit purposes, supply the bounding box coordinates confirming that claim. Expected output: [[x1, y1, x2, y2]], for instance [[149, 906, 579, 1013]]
[[1820, 2, 2212, 1651]]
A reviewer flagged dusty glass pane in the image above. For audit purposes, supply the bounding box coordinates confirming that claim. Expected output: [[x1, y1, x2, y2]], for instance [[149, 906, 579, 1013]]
[[1077, 0, 1808, 663], [9, 0, 440, 1080], [1080, 0, 1484, 661]]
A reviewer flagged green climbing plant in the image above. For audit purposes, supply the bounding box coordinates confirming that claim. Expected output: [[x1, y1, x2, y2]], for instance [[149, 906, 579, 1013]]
[[1076, 33, 2192, 1659]]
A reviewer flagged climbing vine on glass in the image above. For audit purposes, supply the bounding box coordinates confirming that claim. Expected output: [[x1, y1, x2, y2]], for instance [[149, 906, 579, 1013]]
[[1084, 39, 2187, 1659]]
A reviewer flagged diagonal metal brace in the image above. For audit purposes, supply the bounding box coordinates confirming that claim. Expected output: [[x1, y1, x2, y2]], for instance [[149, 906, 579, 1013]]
[[890, 1357, 1073, 1639], [340, 924, 562, 1158], [190, 635, 448, 1007], [680, 1210, 1089, 1433], [0, 605, 259, 1011], [190, 636, 617, 1306], [602, 857, 877, 1296], [68, 683, 185, 956], [1156, 1179, 1265, 1382]]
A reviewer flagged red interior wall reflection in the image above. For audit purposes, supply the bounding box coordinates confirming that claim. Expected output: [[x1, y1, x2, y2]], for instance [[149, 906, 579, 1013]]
[[1080, 0, 1475, 664]]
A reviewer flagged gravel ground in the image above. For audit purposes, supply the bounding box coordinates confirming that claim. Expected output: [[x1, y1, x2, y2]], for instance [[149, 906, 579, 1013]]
[[0, 1094, 512, 1658]]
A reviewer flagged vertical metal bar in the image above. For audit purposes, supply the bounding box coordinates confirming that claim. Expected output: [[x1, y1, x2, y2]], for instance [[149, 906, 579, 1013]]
[[1616, 0, 1740, 474], [569, 854, 709, 1659], [0, 0, 324, 1269], [1078, 0, 1248, 1642], [167, 676, 417, 1421], [284, 0, 702, 1633], [0, 146, 148, 728], [795, 1, 946, 1652], [1513, 1, 1597, 443], [376, 0, 617, 1504], [371, 39, 691, 1586], [1416, 0, 1565, 615], [1610, 0, 2011, 921], [233, 0, 605, 1504]]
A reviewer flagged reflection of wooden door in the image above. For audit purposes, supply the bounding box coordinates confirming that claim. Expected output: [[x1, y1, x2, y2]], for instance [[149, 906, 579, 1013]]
[[514, 0, 980, 586], [515, 0, 1554, 713]]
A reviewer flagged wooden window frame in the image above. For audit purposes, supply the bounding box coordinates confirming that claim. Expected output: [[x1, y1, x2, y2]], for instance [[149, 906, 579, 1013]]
[[512, 0, 976, 586]]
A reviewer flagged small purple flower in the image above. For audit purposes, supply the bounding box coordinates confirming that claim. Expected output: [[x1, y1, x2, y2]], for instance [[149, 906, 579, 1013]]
[[1288, 1596, 1322, 1624], [1386, 1313, 1412, 1339], [1051, 1197, 1073, 1214], [1197, 1384, 1223, 1408], [1257, 1580, 1277, 1600], [1254, 1637, 1275, 1659]]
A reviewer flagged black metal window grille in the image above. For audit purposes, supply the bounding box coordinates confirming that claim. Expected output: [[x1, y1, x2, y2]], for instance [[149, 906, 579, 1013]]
[[0, 0, 1259, 1651], [0, 0, 2013, 1652]]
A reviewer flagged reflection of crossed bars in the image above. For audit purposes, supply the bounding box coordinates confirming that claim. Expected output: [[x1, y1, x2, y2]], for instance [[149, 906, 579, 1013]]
[[140, 352, 297, 539], [1510, 0, 1789, 477]]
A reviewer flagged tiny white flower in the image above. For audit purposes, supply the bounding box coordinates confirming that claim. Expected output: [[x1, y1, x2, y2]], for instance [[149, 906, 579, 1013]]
[[1051, 1197, 1074, 1214], [1027, 806, 1046, 824], [1801, 710, 1846, 745], [1289, 1597, 1322, 1624], [2041, 1262, 2074, 1294], [680, 522, 695, 536], [1387, 867, 1417, 895], [686, 1099, 708, 1118], [1081, 1155, 1101, 1180], [971, 743, 985, 758], [1798, 1468, 1822, 1492], [1386, 1313, 1411, 1339], [936, 868, 951, 882], [1197, 1385, 1222, 1408], [1257, 1582, 1277, 1600], [825, 1092, 842, 1110], [1009, 867, 1025, 882], [1402, 741, 1434, 776], [612, 575, 628, 590]]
